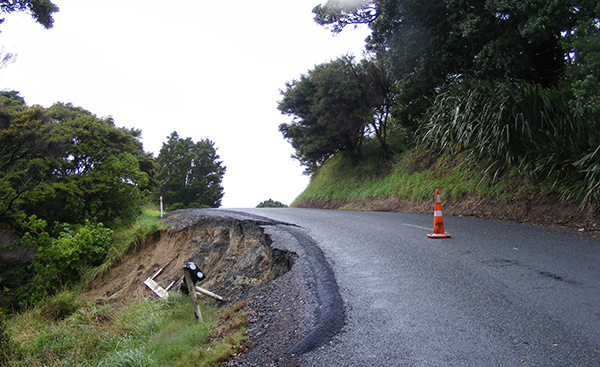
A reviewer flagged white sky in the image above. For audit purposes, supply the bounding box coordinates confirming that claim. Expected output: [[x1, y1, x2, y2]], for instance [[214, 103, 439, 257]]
[[0, 0, 369, 208]]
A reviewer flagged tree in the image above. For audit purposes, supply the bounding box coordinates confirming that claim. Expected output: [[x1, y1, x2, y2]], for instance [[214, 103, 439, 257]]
[[0, 93, 61, 222], [278, 55, 372, 171], [313, 0, 600, 127], [0, 97, 154, 225], [0, 0, 59, 30], [563, 10, 600, 124], [156, 132, 225, 209], [256, 199, 288, 208], [279, 55, 396, 170], [25, 103, 153, 225], [354, 58, 396, 158]]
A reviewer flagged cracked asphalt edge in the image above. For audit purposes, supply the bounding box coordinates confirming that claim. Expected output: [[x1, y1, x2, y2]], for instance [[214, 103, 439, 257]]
[[213, 209, 346, 357]]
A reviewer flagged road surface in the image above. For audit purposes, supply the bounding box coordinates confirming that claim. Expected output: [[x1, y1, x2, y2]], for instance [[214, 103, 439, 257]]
[[223, 208, 600, 366]]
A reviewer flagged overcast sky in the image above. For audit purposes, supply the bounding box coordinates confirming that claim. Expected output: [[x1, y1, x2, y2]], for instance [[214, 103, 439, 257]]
[[0, 0, 370, 208]]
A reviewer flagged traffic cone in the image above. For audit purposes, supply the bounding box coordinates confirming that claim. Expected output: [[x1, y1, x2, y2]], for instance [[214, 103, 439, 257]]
[[427, 189, 451, 238]]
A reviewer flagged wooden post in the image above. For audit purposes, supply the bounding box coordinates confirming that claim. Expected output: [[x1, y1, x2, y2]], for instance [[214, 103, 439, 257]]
[[183, 268, 203, 322], [195, 285, 225, 302]]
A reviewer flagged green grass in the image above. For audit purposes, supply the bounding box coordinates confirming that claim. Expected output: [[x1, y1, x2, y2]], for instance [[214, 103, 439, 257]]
[[293, 147, 544, 206], [4, 291, 248, 367]]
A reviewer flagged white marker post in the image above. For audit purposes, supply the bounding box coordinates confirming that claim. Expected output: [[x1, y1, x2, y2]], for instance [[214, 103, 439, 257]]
[[160, 196, 163, 218]]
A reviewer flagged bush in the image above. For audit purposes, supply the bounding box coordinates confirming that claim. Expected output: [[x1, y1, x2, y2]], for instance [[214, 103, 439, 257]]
[[256, 199, 288, 208], [17, 216, 114, 303]]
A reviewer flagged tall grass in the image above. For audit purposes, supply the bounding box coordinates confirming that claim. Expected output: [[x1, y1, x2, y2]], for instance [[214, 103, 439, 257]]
[[4, 291, 247, 366]]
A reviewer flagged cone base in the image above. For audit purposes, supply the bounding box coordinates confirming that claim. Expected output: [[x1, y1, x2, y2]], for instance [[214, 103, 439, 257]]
[[427, 233, 451, 238]]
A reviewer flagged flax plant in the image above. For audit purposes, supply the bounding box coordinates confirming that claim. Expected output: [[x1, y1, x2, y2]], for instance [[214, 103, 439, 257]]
[[420, 79, 600, 208]]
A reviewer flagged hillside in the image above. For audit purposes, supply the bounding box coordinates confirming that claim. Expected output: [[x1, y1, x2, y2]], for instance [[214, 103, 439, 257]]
[[292, 149, 600, 235]]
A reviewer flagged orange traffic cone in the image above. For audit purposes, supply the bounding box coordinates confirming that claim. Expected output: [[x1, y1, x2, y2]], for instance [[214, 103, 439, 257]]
[[427, 189, 451, 238]]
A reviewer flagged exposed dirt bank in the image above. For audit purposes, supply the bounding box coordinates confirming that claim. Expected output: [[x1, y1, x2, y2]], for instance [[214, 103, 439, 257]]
[[86, 210, 330, 366], [87, 213, 296, 306], [295, 192, 600, 236]]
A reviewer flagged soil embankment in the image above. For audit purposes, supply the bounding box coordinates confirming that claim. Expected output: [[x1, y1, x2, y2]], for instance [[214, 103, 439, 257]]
[[87, 212, 296, 306]]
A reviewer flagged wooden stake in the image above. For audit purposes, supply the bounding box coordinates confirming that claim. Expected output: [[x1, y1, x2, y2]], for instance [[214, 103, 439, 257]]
[[195, 286, 225, 301], [183, 268, 203, 322]]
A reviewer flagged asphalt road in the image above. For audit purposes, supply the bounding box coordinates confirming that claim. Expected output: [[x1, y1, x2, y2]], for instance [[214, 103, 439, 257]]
[[229, 208, 600, 366]]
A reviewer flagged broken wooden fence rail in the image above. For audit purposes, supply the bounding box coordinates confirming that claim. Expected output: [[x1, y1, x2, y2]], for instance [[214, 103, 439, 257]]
[[143, 262, 227, 322]]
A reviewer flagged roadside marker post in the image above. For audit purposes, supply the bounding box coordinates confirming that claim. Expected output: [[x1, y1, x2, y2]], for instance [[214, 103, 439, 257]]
[[160, 196, 163, 218], [427, 189, 451, 238], [183, 264, 203, 322]]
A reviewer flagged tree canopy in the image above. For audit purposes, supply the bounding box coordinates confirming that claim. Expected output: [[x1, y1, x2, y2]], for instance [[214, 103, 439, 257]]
[[313, 0, 600, 126], [156, 132, 226, 209], [0, 94, 153, 226], [278, 55, 394, 171], [0, 0, 59, 30]]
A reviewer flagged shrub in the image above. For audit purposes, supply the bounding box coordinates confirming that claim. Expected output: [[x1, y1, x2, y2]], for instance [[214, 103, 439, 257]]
[[256, 199, 288, 208], [17, 216, 113, 303]]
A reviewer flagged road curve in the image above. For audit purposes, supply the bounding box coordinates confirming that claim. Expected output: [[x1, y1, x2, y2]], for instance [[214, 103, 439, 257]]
[[228, 208, 600, 366]]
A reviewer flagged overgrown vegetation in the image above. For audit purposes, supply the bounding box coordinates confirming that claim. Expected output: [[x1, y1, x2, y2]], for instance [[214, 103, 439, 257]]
[[0, 206, 162, 309], [283, 1, 600, 212], [293, 145, 551, 207], [2, 291, 248, 366]]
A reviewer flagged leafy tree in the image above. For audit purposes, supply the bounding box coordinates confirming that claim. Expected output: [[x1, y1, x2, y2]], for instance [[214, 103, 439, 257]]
[[0, 0, 59, 30], [354, 58, 396, 158], [279, 55, 371, 171], [313, 0, 600, 127], [20, 103, 153, 225], [279, 55, 396, 170], [0, 94, 62, 222], [563, 10, 600, 124], [156, 132, 225, 209], [0, 97, 154, 226]]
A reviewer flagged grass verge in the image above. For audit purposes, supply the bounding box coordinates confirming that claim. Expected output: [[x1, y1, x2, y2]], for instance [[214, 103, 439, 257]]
[[3, 291, 248, 366]]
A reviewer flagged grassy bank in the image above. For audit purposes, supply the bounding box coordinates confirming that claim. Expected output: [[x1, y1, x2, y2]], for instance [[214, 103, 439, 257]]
[[293, 148, 540, 205]]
